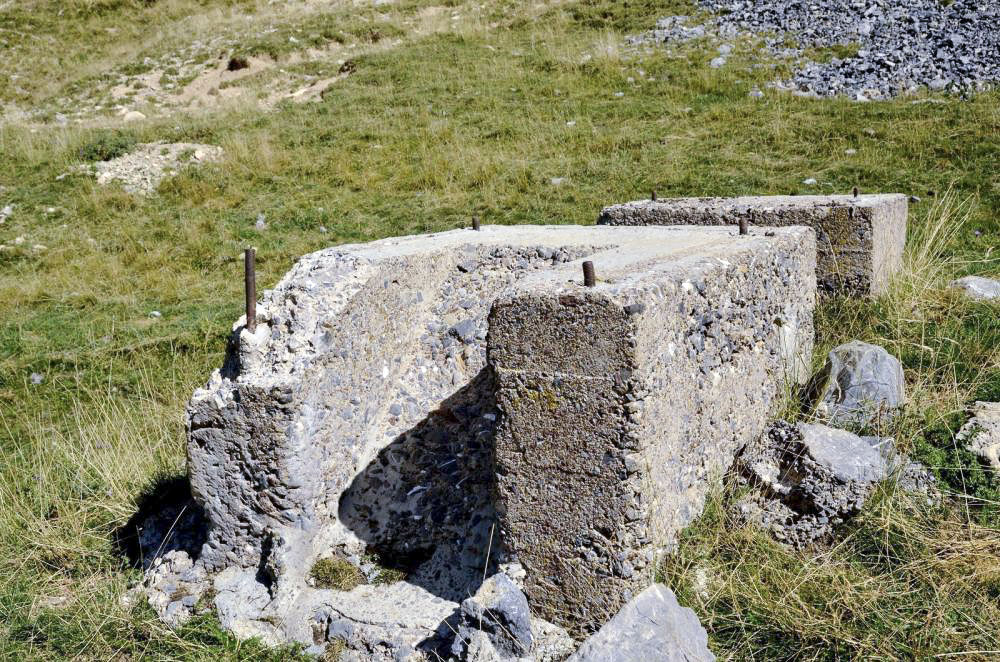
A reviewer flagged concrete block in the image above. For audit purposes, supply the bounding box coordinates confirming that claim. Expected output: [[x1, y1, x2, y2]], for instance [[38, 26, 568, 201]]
[[165, 223, 814, 653], [598, 194, 907, 295], [489, 225, 816, 631]]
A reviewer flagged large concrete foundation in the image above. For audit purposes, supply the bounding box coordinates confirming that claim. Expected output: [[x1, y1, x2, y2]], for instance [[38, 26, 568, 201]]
[[598, 194, 906, 295], [152, 223, 816, 657]]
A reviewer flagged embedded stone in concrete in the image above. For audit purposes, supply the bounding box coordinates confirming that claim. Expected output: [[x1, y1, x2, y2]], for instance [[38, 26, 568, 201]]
[[567, 584, 715, 662], [149, 223, 814, 657], [809, 340, 905, 429], [489, 225, 816, 631], [598, 194, 907, 295]]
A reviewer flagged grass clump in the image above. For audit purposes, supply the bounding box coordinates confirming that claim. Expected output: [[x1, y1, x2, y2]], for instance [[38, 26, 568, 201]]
[[76, 131, 138, 162], [310, 558, 364, 591], [663, 487, 1000, 660]]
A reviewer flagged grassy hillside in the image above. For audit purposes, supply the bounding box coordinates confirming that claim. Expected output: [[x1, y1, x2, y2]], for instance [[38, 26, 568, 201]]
[[1, 0, 999, 658]]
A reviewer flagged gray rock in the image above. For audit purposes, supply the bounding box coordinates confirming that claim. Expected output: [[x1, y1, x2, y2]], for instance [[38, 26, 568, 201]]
[[709, 56, 727, 68], [950, 275, 1000, 302], [957, 402, 1000, 470], [810, 340, 905, 428], [451, 573, 533, 660], [568, 584, 714, 662], [735, 421, 888, 546], [530, 617, 576, 662], [29, 372, 44, 385]]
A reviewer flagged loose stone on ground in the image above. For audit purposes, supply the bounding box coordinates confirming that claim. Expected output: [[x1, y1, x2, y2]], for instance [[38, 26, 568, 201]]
[[567, 584, 715, 662], [958, 402, 1000, 471], [808, 340, 905, 429], [950, 275, 1000, 302]]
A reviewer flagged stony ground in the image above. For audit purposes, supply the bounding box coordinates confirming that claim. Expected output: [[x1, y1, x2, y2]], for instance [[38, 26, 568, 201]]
[[1, 0, 999, 660], [634, 0, 1000, 100]]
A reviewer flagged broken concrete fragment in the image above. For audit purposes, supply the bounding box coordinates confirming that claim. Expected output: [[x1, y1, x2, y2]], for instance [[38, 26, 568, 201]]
[[598, 194, 907, 295], [809, 340, 905, 429], [489, 226, 816, 631], [957, 401, 1000, 470], [950, 275, 1000, 302], [567, 584, 715, 662], [735, 421, 887, 547]]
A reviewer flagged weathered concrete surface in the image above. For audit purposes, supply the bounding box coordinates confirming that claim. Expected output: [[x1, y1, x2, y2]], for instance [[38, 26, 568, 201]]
[[150, 223, 815, 657], [598, 194, 907, 295], [567, 584, 715, 662], [489, 225, 816, 631]]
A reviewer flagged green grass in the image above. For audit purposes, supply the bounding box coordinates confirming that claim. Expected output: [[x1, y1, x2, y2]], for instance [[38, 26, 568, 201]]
[[1, 0, 999, 658]]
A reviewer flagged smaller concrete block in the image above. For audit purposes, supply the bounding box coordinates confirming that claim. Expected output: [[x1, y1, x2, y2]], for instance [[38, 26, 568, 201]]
[[568, 584, 715, 662], [598, 194, 907, 295], [810, 340, 905, 429], [951, 275, 1000, 302], [957, 401, 1000, 470]]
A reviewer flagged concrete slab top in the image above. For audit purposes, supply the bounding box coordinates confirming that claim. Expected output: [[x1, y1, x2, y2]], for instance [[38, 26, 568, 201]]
[[601, 193, 904, 215], [327, 223, 811, 288]]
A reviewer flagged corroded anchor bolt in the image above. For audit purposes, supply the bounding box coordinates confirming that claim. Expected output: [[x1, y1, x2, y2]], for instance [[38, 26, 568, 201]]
[[245, 247, 257, 333], [651, 190, 657, 202], [582, 260, 596, 287], [738, 215, 749, 235], [472, 216, 481, 231], [853, 186, 859, 198]]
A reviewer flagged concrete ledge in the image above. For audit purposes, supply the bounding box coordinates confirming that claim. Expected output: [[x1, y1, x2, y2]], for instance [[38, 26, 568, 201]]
[[598, 194, 907, 295], [489, 225, 816, 631]]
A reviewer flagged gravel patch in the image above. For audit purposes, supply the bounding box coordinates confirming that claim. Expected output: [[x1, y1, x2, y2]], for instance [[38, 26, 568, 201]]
[[79, 142, 223, 195], [632, 1, 1000, 100]]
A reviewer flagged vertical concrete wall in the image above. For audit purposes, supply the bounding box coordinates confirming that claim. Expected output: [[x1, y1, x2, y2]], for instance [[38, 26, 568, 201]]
[[489, 227, 816, 632]]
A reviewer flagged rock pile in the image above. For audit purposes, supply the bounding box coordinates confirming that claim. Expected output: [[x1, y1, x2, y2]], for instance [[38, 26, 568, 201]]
[[634, 0, 1000, 99], [77, 142, 223, 195]]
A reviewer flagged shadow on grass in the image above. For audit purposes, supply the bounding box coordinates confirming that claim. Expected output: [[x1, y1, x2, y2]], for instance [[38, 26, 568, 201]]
[[113, 473, 208, 570]]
